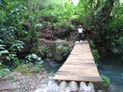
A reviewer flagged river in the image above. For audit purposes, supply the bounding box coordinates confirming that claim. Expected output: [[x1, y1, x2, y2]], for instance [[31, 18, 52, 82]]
[[43, 54, 123, 92], [98, 54, 123, 92]]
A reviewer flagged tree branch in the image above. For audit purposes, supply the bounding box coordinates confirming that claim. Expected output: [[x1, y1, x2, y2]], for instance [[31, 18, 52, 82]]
[[95, 0, 100, 10]]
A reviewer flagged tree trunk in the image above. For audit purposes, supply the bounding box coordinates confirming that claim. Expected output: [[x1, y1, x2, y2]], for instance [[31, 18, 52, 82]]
[[29, 0, 33, 27], [30, 0, 32, 15], [95, 0, 100, 10], [90, 0, 94, 18], [37, 0, 40, 23], [96, 0, 114, 24], [90, 0, 94, 25], [90, 0, 115, 41]]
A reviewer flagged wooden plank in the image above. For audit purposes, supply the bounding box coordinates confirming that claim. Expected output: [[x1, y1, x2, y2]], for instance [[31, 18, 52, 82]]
[[54, 75, 102, 82], [56, 71, 100, 77], [64, 62, 96, 65], [53, 41, 102, 82], [66, 58, 95, 63]]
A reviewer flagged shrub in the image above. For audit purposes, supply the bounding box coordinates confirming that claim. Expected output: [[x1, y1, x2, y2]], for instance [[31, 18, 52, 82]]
[[40, 46, 49, 58], [33, 61, 43, 73], [53, 22, 75, 38], [94, 75, 110, 89], [0, 68, 10, 80], [0, 44, 9, 57], [89, 40, 100, 61], [25, 54, 42, 63], [0, 62, 10, 80], [62, 46, 71, 57]]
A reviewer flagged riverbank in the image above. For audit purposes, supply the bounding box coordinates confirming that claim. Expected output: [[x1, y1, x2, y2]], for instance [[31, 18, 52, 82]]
[[1, 54, 123, 92]]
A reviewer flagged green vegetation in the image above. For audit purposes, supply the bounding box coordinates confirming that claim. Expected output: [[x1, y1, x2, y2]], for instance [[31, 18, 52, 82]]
[[0, 62, 10, 80], [62, 46, 71, 57], [40, 46, 49, 58], [14, 61, 43, 76], [33, 61, 43, 73], [0, 0, 122, 90], [14, 65, 32, 76], [94, 75, 110, 89], [0, 0, 122, 63], [25, 54, 42, 63], [89, 40, 100, 61], [0, 69, 10, 80]]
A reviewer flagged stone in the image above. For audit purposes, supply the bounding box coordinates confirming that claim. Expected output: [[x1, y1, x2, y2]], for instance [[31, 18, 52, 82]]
[[69, 81, 79, 92], [46, 81, 59, 92], [34, 88, 47, 92], [80, 82, 95, 92], [0, 80, 19, 91], [53, 39, 71, 61], [55, 39, 67, 43], [54, 45, 63, 61], [48, 76, 53, 80], [65, 87, 70, 92], [14, 65, 32, 76], [97, 90, 103, 92], [88, 82, 95, 92], [80, 82, 88, 92], [58, 81, 67, 92]]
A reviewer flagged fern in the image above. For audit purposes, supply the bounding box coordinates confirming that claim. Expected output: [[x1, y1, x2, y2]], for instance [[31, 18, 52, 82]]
[[0, 44, 9, 56]]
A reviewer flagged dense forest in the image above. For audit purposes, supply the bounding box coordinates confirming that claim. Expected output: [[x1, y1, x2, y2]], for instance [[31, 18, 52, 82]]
[[0, 0, 123, 92]]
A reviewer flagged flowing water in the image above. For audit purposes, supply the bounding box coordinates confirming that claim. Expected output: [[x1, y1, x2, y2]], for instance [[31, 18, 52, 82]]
[[42, 59, 64, 74], [43, 54, 123, 92], [98, 54, 123, 92]]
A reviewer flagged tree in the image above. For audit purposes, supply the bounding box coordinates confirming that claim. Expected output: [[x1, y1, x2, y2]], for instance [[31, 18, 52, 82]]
[[88, 0, 115, 41], [30, 0, 32, 15], [37, 0, 40, 23]]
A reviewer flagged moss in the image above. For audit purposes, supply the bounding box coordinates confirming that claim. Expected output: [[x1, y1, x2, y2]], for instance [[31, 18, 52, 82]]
[[14, 65, 32, 77]]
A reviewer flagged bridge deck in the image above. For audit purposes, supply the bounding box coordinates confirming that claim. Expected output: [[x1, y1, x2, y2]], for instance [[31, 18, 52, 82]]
[[53, 41, 102, 82]]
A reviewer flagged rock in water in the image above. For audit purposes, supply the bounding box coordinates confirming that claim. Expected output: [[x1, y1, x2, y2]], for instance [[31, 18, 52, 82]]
[[47, 81, 59, 92], [58, 81, 67, 92], [69, 81, 79, 92], [65, 87, 70, 92], [53, 39, 71, 61], [80, 82, 95, 92], [34, 89, 47, 92], [97, 90, 103, 92], [80, 82, 88, 92], [88, 82, 95, 92]]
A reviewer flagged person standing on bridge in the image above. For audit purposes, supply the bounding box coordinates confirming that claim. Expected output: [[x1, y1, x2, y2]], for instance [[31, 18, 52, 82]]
[[78, 25, 83, 43]]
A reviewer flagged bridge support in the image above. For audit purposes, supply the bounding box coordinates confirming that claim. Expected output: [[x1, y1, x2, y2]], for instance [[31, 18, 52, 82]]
[[34, 80, 96, 92], [57, 80, 95, 92]]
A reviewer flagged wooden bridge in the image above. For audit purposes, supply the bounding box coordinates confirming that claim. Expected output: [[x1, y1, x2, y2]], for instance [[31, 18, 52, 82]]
[[53, 41, 102, 91]]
